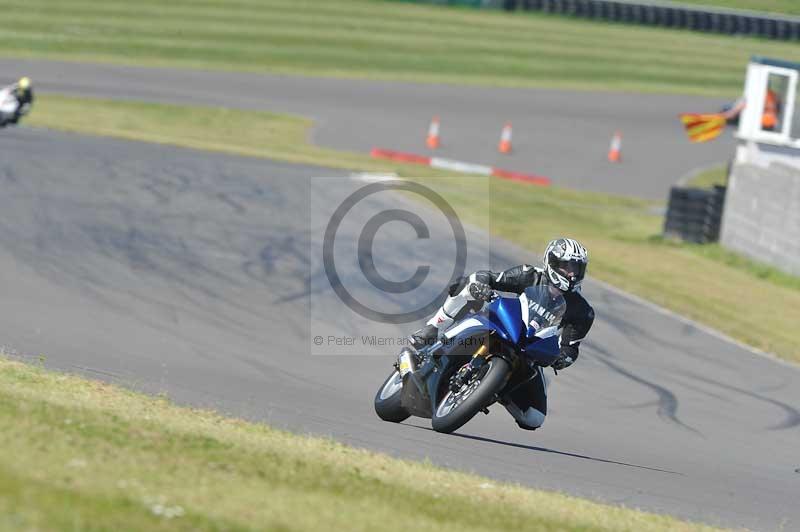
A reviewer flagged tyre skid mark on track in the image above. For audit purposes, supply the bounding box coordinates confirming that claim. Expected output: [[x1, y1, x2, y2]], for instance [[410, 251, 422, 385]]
[[677, 371, 800, 431], [591, 277, 799, 370], [586, 342, 702, 436], [596, 297, 724, 366]]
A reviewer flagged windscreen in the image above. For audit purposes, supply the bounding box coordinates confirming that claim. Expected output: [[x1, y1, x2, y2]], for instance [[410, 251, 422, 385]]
[[523, 285, 566, 330]]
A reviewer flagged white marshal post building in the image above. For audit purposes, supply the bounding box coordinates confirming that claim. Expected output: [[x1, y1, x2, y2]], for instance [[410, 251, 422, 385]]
[[721, 56, 800, 276]]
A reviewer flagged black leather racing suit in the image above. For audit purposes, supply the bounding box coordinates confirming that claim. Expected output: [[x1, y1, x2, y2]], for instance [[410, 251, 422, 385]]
[[418, 264, 595, 430], [472, 265, 594, 361], [10, 86, 34, 124]]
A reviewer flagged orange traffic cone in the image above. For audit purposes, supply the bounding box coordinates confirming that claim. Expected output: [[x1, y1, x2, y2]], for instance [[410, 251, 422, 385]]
[[426, 116, 441, 149], [608, 131, 622, 162], [498, 122, 513, 154]]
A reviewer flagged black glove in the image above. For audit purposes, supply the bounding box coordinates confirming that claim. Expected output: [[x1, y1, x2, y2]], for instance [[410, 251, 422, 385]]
[[552, 353, 575, 370], [468, 281, 494, 302]]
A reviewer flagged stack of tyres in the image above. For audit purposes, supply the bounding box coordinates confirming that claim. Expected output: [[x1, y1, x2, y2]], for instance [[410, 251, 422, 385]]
[[663, 186, 726, 244], [429, 0, 800, 40], [515, 0, 800, 41]]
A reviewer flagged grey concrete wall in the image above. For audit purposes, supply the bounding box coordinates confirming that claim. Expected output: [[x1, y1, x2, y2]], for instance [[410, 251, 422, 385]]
[[720, 162, 800, 276]]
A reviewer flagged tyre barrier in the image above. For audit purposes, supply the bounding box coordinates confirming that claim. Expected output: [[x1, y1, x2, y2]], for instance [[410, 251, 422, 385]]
[[663, 185, 726, 244], [502, 0, 800, 40]]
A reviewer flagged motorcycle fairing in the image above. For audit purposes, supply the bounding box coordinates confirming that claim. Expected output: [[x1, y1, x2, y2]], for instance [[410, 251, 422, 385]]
[[525, 327, 561, 366], [400, 353, 462, 419], [442, 297, 524, 347], [400, 369, 433, 418], [487, 297, 525, 345], [443, 317, 490, 342], [0, 88, 19, 116]]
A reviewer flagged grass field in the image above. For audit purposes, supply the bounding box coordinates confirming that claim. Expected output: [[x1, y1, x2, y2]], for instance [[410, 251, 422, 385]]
[[0, 355, 723, 532], [0, 0, 798, 96], [27, 95, 800, 363], [683, 164, 729, 189]]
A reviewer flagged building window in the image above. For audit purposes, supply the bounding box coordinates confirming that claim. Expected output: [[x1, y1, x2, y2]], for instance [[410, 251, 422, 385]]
[[761, 73, 789, 133]]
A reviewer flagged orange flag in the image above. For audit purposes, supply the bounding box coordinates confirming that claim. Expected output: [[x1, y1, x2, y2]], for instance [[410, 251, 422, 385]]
[[680, 113, 727, 143]]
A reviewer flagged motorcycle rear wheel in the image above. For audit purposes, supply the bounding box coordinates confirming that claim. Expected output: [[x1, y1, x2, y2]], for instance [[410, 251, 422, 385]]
[[431, 357, 510, 434], [374, 370, 410, 423]]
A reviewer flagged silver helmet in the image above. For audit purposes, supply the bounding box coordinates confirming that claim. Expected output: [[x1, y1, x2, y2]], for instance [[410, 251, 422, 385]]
[[543, 238, 588, 292]]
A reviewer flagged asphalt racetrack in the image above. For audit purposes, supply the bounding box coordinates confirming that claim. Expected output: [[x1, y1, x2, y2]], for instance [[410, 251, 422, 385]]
[[1, 58, 737, 199], [1, 124, 799, 530]]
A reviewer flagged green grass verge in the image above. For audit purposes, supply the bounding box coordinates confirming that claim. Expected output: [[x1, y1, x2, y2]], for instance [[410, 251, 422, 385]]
[[0, 355, 723, 531], [1, 0, 798, 95], [678, 165, 800, 289], [659, 240, 800, 292], [26, 94, 800, 363], [684, 164, 729, 189]]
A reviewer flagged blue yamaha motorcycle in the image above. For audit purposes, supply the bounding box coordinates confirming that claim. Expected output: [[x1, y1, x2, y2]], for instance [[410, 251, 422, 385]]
[[374, 285, 566, 434]]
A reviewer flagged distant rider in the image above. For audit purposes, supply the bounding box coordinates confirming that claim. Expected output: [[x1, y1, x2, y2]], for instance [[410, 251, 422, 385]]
[[0, 77, 34, 127], [405, 238, 595, 431]]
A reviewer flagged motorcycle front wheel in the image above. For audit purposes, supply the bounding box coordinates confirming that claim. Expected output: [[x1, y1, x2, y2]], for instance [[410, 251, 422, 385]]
[[374, 370, 410, 423], [431, 357, 510, 434]]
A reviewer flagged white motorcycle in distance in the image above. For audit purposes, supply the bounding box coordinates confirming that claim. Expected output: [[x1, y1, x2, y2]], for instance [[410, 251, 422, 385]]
[[0, 78, 33, 128]]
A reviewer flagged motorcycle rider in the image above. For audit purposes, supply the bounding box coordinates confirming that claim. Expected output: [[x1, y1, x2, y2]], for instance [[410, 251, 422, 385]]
[[0, 77, 34, 127], [406, 238, 594, 430]]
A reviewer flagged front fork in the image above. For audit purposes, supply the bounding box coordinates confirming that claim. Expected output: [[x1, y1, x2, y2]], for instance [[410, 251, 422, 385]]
[[448, 342, 492, 392]]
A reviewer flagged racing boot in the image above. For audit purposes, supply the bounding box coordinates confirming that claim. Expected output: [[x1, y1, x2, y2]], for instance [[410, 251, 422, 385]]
[[396, 324, 437, 375], [402, 286, 474, 359], [408, 324, 439, 352]]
